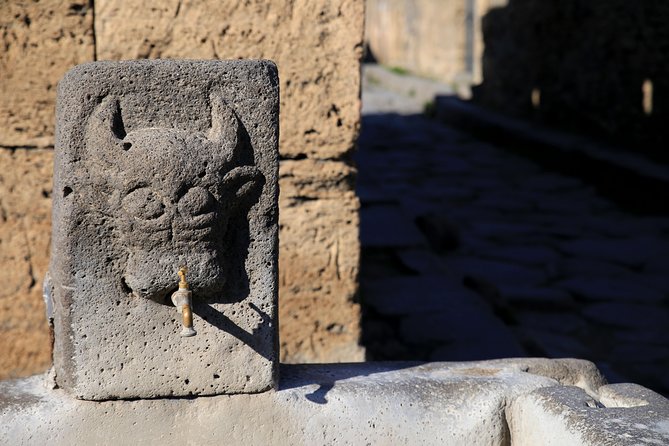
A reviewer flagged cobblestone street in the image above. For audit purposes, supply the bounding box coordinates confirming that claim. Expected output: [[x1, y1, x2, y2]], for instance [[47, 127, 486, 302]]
[[357, 66, 669, 395]]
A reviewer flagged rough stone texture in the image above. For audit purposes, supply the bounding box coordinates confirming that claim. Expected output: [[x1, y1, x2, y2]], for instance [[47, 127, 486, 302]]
[[0, 0, 364, 378], [279, 160, 362, 361], [0, 150, 54, 380], [51, 60, 279, 399], [508, 384, 669, 445], [0, 358, 627, 445], [93, 0, 364, 364], [0, 0, 94, 379], [94, 0, 363, 161], [0, 0, 94, 147]]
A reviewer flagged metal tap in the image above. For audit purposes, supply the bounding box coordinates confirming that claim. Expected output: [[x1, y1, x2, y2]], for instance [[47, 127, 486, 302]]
[[170, 266, 196, 337]]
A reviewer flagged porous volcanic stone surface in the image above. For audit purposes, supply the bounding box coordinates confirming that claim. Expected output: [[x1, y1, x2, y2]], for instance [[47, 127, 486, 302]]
[[2, 358, 647, 446], [0, 1, 364, 376], [94, 0, 365, 362], [50, 60, 279, 400], [509, 383, 669, 445]]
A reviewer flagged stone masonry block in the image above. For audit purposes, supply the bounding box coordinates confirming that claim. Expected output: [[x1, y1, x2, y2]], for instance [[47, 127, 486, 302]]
[[0, 0, 94, 147], [0, 149, 53, 379], [50, 60, 279, 400], [94, 0, 365, 363], [94, 0, 364, 160], [278, 178, 363, 362]]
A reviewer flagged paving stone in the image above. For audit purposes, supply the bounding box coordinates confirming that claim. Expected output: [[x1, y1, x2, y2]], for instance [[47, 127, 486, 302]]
[[414, 212, 461, 253], [360, 204, 426, 248], [534, 195, 594, 214], [641, 275, 669, 295], [557, 277, 665, 303], [426, 156, 473, 175], [538, 223, 585, 239], [614, 331, 669, 350], [499, 286, 575, 309], [514, 310, 586, 334], [398, 196, 441, 219], [520, 174, 585, 192], [644, 256, 669, 274], [356, 182, 399, 204], [429, 337, 527, 361], [473, 193, 534, 213], [446, 256, 548, 286], [595, 362, 629, 384], [559, 237, 669, 268], [458, 233, 501, 253], [362, 276, 486, 316], [610, 343, 669, 364], [468, 221, 547, 239], [520, 328, 590, 358], [466, 177, 508, 191], [557, 258, 631, 278], [360, 247, 420, 279], [448, 208, 520, 227], [400, 308, 522, 352], [625, 365, 669, 395], [478, 245, 561, 267], [360, 319, 395, 343], [395, 249, 448, 274], [581, 216, 647, 238], [582, 303, 669, 329], [514, 309, 589, 334], [370, 338, 411, 359], [418, 184, 477, 202], [358, 80, 669, 396]]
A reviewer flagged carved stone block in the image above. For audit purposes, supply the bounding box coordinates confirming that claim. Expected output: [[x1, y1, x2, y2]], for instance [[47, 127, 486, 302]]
[[49, 60, 279, 400]]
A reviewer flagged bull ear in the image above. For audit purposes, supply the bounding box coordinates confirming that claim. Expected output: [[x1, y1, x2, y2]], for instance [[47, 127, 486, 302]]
[[207, 94, 240, 149], [222, 165, 264, 203], [87, 97, 127, 147]]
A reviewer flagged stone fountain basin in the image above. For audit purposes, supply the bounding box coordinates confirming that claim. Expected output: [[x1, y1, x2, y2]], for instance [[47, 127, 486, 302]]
[[1, 358, 668, 445]]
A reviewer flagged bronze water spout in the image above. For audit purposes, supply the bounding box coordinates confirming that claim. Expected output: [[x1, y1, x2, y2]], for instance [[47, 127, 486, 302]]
[[171, 266, 196, 337]]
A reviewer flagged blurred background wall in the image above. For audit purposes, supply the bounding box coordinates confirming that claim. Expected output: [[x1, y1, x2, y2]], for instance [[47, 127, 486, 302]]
[[0, 0, 364, 379], [366, 0, 507, 94], [366, 0, 669, 162]]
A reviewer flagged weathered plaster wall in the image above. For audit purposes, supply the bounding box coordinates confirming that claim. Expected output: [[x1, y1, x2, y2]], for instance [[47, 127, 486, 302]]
[[365, 0, 468, 83], [0, 0, 364, 379], [365, 0, 507, 86], [0, 0, 95, 379]]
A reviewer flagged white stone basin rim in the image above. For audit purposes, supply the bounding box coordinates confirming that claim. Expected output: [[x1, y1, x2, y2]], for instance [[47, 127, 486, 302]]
[[2, 358, 667, 445]]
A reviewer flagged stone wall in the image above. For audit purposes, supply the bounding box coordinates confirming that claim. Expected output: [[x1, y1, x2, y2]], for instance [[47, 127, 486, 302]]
[[365, 0, 507, 87], [366, 0, 468, 83], [474, 0, 669, 162], [0, 0, 364, 379]]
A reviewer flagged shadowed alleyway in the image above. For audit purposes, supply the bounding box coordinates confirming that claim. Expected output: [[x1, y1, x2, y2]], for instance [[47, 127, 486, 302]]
[[357, 65, 669, 395]]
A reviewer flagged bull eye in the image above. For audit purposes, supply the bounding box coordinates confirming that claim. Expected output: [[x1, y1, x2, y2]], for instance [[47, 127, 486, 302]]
[[121, 187, 166, 220], [178, 186, 215, 216]]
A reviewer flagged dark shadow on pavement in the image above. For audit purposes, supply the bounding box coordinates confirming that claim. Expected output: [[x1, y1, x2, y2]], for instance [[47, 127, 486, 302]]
[[356, 112, 669, 397]]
